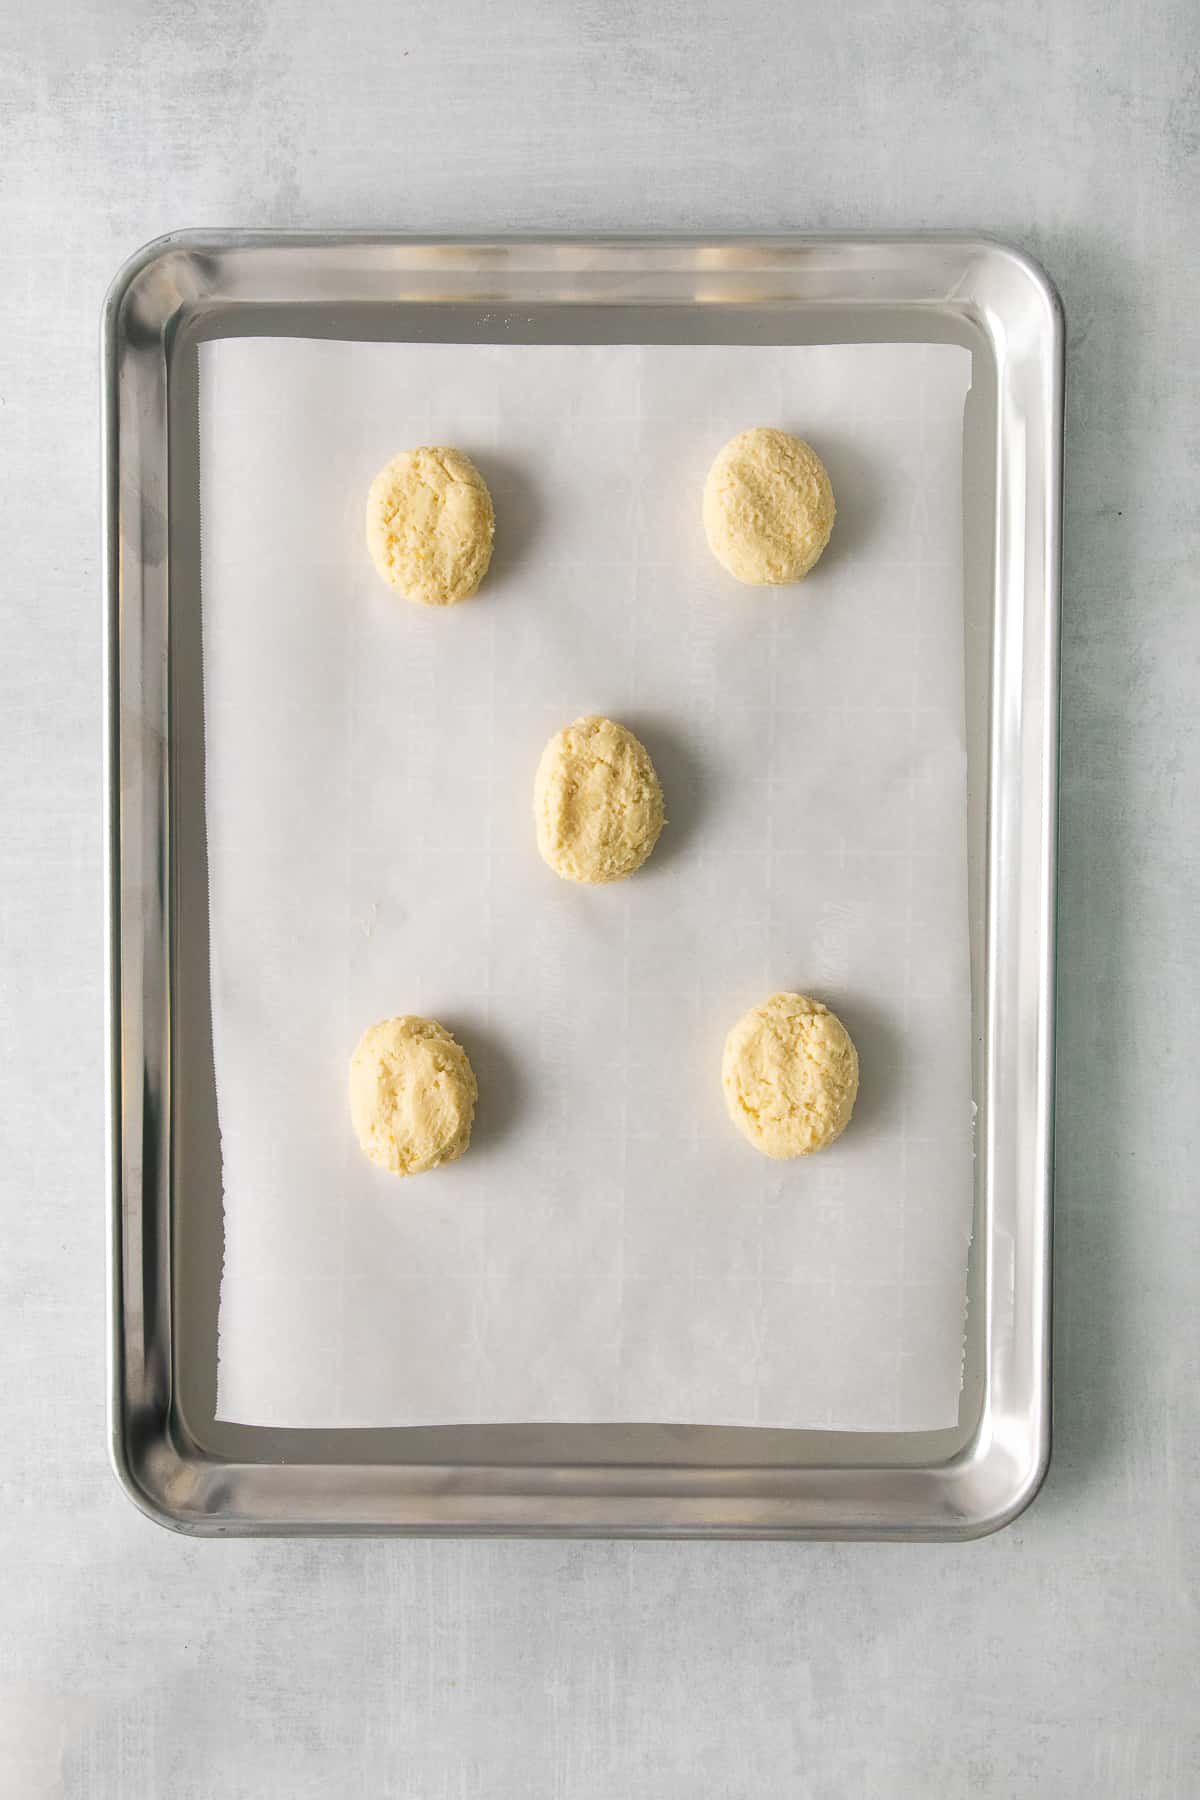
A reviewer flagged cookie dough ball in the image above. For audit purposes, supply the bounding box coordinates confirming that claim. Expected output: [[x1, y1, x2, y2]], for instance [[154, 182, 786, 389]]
[[349, 1015, 477, 1176], [365, 447, 495, 606], [722, 992, 859, 1159], [535, 715, 665, 884], [703, 427, 835, 585]]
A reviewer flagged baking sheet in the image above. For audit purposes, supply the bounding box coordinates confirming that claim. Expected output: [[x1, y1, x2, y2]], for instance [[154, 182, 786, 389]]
[[199, 336, 974, 1431]]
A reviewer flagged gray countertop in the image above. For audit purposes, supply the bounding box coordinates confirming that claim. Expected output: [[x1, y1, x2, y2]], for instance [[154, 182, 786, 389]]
[[2, 0, 1196, 1794]]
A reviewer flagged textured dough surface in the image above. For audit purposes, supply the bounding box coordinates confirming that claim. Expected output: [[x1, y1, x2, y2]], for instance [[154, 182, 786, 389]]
[[535, 715, 665, 884], [722, 992, 859, 1158], [365, 447, 494, 606], [703, 427, 835, 585], [348, 1016, 477, 1175]]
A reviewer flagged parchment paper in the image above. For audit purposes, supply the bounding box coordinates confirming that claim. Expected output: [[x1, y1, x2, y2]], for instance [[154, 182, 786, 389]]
[[200, 336, 974, 1430]]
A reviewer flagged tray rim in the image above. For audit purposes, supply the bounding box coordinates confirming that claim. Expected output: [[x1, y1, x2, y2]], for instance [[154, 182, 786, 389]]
[[104, 230, 1061, 1539]]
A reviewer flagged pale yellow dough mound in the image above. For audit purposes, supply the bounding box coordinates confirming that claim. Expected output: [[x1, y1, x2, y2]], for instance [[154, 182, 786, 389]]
[[365, 447, 495, 606], [722, 992, 859, 1159], [703, 427, 835, 585], [348, 1015, 477, 1176], [534, 715, 665, 884]]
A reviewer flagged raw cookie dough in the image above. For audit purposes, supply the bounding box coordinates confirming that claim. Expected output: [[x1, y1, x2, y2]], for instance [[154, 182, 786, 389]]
[[535, 715, 665, 884], [365, 447, 495, 606], [722, 992, 859, 1158], [703, 427, 836, 585], [348, 1015, 477, 1176]]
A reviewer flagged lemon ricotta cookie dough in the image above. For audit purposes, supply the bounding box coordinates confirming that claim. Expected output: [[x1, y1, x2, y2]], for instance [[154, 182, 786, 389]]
[[703, 427, 835, 585], [535, 715, 665, 884], [365, 446, 495, 606], [348, 1016, 477, 1176], [722, 992, 859, 1158]]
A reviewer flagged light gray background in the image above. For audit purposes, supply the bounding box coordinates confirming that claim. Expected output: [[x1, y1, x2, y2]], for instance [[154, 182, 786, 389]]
[[1, 0, 1196, 1795]]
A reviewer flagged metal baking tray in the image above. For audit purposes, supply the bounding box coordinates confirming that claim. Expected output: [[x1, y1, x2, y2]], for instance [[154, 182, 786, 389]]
[[104, 234, 1061, 1538]]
